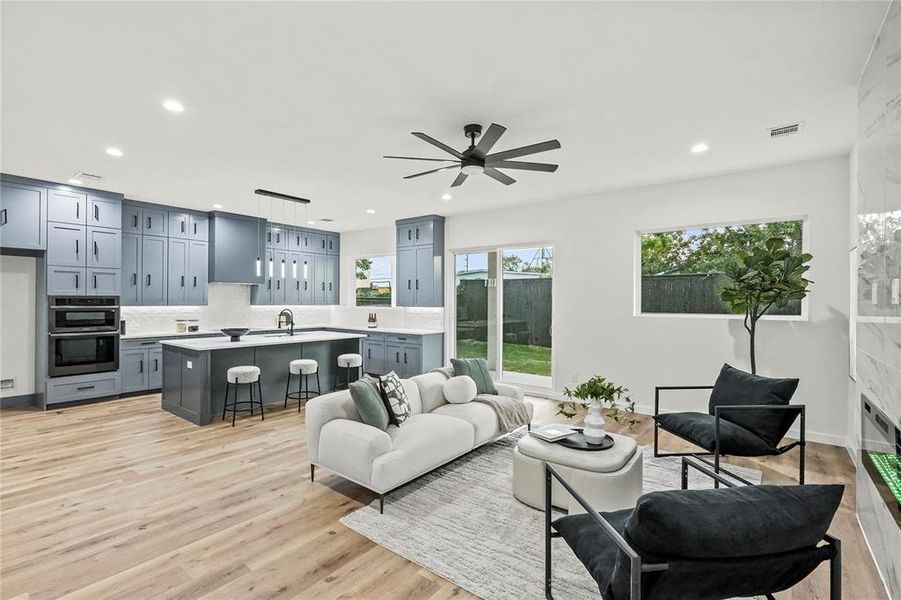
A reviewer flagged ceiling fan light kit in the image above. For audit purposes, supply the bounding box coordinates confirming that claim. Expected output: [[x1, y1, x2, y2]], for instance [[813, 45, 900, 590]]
[[384, 122, 560, 187]]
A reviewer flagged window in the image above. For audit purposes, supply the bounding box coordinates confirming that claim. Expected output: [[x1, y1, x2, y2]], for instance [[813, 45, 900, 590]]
[[639, 219, 804, 316], [355, 256, 392, 306]]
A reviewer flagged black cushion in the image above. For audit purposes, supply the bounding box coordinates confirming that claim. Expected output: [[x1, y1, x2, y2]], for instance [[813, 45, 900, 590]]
[[708, 363, 799, 446], [624, 484, 844, 559], [655, 412, 779, 456], [552, 509, 631, 596]]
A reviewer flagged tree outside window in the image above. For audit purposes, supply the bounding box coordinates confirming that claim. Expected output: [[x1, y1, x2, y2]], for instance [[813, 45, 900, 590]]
[[356, 256, 392, 306]]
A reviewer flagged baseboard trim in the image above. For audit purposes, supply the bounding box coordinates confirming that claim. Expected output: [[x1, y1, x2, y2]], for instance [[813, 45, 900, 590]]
[[0, 393, 37, 409]]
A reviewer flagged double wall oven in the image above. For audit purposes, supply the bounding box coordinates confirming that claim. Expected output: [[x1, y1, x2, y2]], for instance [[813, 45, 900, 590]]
[[48, 297, 119, 377]]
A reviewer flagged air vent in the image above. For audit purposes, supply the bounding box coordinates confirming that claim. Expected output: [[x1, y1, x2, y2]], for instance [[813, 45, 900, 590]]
[[769, 123, 802, 138], [75, 172, 103, 182], [319, 218, 335, 223]]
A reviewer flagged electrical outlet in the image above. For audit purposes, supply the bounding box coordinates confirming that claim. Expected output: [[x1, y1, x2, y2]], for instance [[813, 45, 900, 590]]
[[0, 378, 15, 390]]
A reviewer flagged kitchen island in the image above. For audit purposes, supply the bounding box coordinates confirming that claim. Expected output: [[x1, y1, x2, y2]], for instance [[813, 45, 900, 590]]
[[160, 330, 365, 425]]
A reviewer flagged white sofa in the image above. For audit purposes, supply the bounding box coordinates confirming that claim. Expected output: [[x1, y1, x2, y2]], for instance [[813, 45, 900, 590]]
[[306, 369, 533, 512]]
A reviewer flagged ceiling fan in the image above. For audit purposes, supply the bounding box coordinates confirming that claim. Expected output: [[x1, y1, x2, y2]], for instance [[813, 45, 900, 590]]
[[384, 123, 560, 187]]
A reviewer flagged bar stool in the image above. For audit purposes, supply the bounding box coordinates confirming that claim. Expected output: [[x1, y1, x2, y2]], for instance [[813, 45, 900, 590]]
[[334, 353, 363, 391], [223, 365, 263, 427], [285, 358, 320, 411]]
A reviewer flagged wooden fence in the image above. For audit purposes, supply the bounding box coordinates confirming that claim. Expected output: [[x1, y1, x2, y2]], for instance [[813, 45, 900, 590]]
[[455, 278, 553, 347], [640, 273, 801, 315]]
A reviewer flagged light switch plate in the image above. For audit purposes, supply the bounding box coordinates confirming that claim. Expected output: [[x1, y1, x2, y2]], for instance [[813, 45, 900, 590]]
[[186, 360, 193, 369], [892, 279, 899, 305], [0, 378, 15, 390]]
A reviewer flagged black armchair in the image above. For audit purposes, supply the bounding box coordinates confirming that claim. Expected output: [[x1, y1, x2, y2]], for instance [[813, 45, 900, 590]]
[[545, 459, 843, 600], [653, 364, 806, 484]]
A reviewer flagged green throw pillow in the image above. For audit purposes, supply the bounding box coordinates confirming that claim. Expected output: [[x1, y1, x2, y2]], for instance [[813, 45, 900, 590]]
[[349, 375, 390, 430], [450, 358, 497, 395]]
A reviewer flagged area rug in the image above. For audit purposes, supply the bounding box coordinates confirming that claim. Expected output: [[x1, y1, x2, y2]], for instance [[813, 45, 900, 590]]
[[340, 431, 761, 600]]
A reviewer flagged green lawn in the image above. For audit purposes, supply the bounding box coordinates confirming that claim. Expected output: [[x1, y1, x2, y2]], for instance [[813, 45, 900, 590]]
[[456, 340, 551, 377]]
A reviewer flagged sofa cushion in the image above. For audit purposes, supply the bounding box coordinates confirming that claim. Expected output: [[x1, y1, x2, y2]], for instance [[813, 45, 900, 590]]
[[370, 413, 475, 492], [624, 484, 844, 559], [412, 371, 450, 413], [709, 363, 799, 446], [451, 358, 497, 395], [444, 376, 478, 404], [349, 375, 390, 431], [432, 401, 499, 445], [380, 371, 412, 425], [655, 412, 779, 456]]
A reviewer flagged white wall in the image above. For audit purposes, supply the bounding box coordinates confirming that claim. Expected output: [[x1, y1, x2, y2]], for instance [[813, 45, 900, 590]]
[[0, 255, 36, 397], [343, 155, 852, 444]]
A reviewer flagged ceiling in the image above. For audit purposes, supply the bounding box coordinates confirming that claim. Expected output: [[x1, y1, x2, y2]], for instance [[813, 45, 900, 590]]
[[0, 1, 888, 232]]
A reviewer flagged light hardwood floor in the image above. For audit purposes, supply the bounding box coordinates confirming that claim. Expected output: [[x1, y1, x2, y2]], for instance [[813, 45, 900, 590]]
[[0, 394, 887, 600]]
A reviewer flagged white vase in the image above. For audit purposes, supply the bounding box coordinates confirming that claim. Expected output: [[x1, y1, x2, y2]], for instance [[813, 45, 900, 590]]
[[583, 399, 607, 444]]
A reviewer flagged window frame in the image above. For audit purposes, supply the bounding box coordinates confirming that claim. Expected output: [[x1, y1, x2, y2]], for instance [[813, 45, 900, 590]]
[[633, 215, 810, 321], [353, 254, 395, 308]]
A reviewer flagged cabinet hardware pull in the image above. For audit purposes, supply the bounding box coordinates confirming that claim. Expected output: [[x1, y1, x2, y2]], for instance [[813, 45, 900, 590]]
[[193, 222, 197, 235], [322, 282, 325, 291], [404, 352, 407, 364], [181, 220, 185, 233], [132, 273, 137, 285], [75, 239, 79, 254], [415, 279, 419, 290], [368, 349, 371, 358], [304, 282, 307, 291], [133, 214, 138, 228], [154, 359, 159, 371], [1, 208, 7, 225], [94, 241, 98, 256], [277, 232, 280, 243], [415, 227, 419, 240], [139, 360, 144, 373], [407, 280, 411, 290], [397, 337, 406, 341], [75, 273, 79, 288], [396, 352, 400, 362], [147, 216, 152, 229], [141, 341, 156, 345], [277, 280, 280, 290], [408, 230, 412, 241], [94, 204, 99, 221], [296, 281, 300, 290], [147, 274, 151, 286], [267, 232, 271, 243], [93, 274, 97, 288], [267, 280, 271, 290], [76, 385, 95, 391], [180, 275, 185, 287], [76, 202, 80, 219], [328, 282, 332, 291], [193, 276, 197, 287]]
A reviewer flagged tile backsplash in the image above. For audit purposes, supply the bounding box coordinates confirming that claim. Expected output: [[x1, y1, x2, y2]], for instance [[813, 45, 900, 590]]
[[120, 283, 445, 334]]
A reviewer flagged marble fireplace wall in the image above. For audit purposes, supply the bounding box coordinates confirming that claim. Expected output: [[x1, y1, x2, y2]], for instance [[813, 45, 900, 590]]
[[853, 1, 901, 597]]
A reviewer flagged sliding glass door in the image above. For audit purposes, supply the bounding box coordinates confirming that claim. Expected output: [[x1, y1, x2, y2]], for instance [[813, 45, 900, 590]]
[[454, 246, 553, 388]]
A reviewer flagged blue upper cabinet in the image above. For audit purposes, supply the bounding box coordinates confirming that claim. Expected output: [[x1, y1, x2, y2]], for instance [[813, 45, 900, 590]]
[[209, 211, 265, 285], [142, 206, 167, 236], [395, 215, 444, 307], [122, 202, 142, 233], [88, 194, 121, 230], [48, 188, 87, 225], [168, 211, 191, 239], [0, 178, 47, 250]]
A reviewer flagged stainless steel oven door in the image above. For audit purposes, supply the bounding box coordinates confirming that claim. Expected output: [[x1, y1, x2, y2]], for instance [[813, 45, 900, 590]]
[[48, 332, 119, 377]]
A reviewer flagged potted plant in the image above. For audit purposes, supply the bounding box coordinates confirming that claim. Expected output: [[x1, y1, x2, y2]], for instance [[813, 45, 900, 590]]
[[557, 375, 636, 444], [719, 237, 813, 374]]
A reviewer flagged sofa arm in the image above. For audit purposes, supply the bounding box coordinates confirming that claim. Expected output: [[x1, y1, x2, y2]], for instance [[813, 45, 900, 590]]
[[495, 382, 524, 402], [318, 419, 393, 488]]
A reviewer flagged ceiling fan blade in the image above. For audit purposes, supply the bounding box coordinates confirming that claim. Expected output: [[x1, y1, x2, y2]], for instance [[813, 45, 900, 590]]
[[403, 164, 461, 180], [451, 172, 468, 187], [472, 123, 507, 157], [485, 160, 558, 172], [411, 132, 465, 159], [483, 167, 516, 186], [384, 155, 456, 162], [485, 139, 561, 162]]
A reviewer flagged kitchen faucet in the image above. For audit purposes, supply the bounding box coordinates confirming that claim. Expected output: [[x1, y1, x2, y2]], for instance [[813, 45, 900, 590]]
[[278, 308, 295, 336]]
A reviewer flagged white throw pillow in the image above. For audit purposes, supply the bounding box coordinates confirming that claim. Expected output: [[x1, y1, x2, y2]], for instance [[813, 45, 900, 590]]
[[444, 376, 477, 404]]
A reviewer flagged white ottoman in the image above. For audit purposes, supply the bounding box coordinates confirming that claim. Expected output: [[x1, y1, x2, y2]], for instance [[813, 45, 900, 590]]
[[513, 430, 642, 514]]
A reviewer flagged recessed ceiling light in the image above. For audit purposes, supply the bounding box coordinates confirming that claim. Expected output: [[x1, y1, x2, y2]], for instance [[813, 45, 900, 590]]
[[162, 99, 185, 113], [691, 142, 709, 154], [365, 209, 376, 214], [212, 203, 223, 209], [67, 178, 83, 185], [307, 220, 316, 225], [105, 147, 123, 157], [441, 192, 452, 201]]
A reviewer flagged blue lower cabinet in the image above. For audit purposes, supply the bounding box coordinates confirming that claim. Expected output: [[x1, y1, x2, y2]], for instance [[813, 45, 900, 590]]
[[45, 372, 120, 405], [87, 269, 120, 296], [48, 266, 86, 295], [363, 337, 386, 374]]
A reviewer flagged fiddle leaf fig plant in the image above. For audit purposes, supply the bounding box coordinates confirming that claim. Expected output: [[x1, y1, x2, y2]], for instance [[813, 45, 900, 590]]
[[719, 237, 813, 374], [557, 375, 637, 427]]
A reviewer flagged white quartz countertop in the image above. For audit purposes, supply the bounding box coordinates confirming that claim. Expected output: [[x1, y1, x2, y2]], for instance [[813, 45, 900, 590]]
[[159, 330, 367, 351], [122, 325, 442, 340]]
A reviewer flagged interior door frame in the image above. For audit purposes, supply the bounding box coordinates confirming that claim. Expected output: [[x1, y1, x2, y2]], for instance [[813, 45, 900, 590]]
[[446, 241, 555, 391]]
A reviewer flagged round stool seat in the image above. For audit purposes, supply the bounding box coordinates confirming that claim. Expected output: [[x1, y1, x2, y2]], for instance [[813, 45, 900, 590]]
[[227, 365, 260, 384], [337, 353, 363, 368], [289, 358, 318, 375]]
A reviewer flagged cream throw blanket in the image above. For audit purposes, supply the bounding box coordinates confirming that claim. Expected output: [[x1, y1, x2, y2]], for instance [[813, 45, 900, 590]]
[[472, 394, 531, 433]]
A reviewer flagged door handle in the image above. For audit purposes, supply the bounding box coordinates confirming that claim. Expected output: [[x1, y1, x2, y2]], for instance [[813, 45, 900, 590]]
[[0, 208, 7, 225]]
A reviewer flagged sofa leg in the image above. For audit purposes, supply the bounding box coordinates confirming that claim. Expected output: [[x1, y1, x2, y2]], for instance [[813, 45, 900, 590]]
[[379, 494, 385, 514], [830, 538, 841, 600], [545, 465, 553, 600], [310, 464, 315, 482], [528, 423, 532, 432]]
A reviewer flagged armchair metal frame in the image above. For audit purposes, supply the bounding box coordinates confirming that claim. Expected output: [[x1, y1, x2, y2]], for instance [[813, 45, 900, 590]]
[[653, 385, 806, 484], [544, 458, 841, 600]]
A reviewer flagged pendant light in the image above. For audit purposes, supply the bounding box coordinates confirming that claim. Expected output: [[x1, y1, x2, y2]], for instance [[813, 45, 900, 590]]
[[255, 194, 262, 277], [267, 197, 274, 277], [291, 199, 298, 279]]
